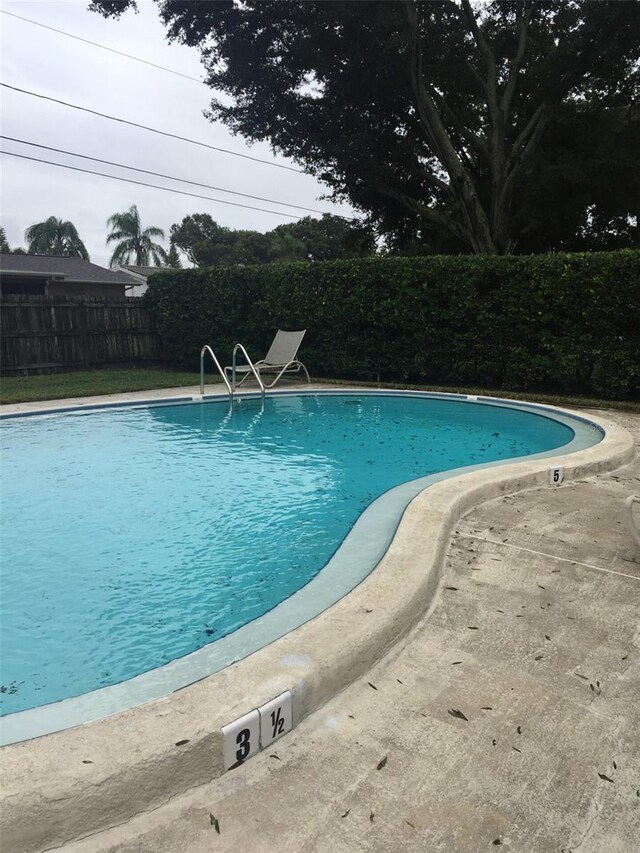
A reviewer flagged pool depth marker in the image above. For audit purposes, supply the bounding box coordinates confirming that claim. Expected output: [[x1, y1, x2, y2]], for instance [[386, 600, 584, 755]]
[[221, 691, 293, 772]]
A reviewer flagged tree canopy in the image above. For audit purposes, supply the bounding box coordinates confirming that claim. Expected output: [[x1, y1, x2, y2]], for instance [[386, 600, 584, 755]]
[[513, 102, 640, 253], [270, 215, 376, 261], [24, 217, 89, 259], [169, 215, 270, 266], [165, 243, 182, 268], [106, 204, 168, 267], [170, 213, 376, 266], [91, 0, 639, 255]]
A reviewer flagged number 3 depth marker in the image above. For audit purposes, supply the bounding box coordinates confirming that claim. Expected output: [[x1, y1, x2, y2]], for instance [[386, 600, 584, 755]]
[[221, 709, 260, 771], [221, 691, 293, 772]]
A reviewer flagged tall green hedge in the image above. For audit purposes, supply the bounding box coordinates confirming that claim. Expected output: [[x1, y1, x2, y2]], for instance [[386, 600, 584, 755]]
[[144, 251, 640, 399]]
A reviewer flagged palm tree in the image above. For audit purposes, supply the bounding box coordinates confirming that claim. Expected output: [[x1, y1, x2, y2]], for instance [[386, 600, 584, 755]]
[[106, 205, 167, 267], [24, 217, 89, 259]]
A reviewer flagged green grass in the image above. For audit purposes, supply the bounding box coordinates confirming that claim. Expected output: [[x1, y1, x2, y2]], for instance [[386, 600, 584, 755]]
[[0, 367, 211, 404], [1, 367, 638, 412]]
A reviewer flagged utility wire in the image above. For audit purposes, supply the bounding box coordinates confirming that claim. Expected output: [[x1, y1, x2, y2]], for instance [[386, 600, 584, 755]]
[[1, 151, 303, 219], [0, 10, 206, 85], [1, 83, 304, 174], [1, 136, 338, 217]]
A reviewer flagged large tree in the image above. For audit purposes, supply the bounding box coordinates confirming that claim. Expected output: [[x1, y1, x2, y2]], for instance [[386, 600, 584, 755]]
[[513, 101, 640, 253], [170, 212, 377, 266], [92, 1, 640, 255], [24, 216, 89, 259], [106, 204, 167, 267], [269, 214, 376, 261], [170, 214, 271, 266]]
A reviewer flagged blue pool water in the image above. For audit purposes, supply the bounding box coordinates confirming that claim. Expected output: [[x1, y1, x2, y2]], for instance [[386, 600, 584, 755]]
[[0, 394, 576, 715]]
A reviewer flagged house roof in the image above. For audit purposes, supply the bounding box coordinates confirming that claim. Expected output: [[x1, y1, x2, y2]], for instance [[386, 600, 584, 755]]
[[0, 254, 136, 285], [121, 265, 179, 279]]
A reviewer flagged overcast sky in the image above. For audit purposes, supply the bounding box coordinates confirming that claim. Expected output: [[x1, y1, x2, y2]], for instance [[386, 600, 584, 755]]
[[0, 0, 355, 266]]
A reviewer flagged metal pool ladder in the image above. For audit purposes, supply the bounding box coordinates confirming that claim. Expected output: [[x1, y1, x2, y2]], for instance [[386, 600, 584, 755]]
[[199, 344, 265, 401]]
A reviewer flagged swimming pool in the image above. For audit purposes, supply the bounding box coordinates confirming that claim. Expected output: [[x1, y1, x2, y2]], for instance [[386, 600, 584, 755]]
[[0, 391, 601, 738]]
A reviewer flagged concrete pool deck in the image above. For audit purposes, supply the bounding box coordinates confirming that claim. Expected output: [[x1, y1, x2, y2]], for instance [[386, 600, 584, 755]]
[[1, 387, 639, 853]]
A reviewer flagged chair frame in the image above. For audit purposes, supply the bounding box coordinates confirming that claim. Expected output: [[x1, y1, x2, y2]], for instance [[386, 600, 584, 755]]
[[224, 330, 310, 391]]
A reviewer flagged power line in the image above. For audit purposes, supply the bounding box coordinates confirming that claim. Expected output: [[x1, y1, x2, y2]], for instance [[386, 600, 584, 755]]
[[1, 136, 337, 217], [0, 10, 205, 85], [1, 151, 303, 219], [1, 83, 304, 174]]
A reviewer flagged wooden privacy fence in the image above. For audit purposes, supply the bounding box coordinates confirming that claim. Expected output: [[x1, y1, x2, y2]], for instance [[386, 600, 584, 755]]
[[1, 294, 162, 375]]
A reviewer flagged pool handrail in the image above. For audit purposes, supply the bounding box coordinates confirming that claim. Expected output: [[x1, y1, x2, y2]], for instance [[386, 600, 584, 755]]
[[200, 345, 233, 400], [231, 343, 266, 398]]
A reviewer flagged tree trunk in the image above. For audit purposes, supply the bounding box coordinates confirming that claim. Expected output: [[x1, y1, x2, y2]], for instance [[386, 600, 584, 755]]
[[401, 0, 553, 255]]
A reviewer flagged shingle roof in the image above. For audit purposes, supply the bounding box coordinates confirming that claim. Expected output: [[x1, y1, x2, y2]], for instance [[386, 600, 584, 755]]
[[0, 254, 137, 285], [121, 265, 179, 278]]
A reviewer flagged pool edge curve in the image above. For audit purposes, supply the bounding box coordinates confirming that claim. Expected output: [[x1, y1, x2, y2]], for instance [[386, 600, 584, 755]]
[[0, 390, 634, 853]]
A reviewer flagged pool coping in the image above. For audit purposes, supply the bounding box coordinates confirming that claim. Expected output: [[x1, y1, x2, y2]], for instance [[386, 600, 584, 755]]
[[0, 389, 635, 853]]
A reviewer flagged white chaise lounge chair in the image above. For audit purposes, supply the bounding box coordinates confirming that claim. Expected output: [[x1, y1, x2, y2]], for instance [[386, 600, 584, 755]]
[[225, 329, 310, 390]]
